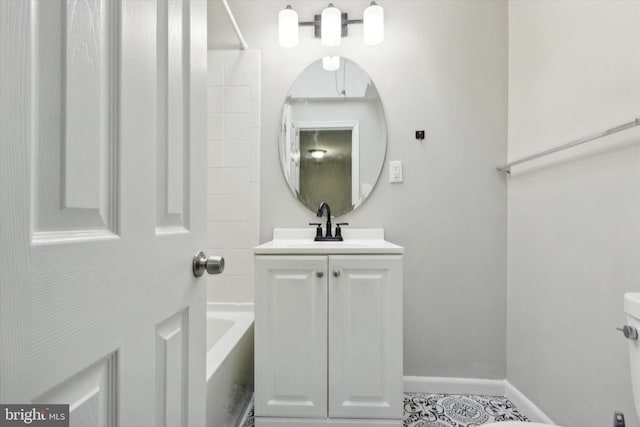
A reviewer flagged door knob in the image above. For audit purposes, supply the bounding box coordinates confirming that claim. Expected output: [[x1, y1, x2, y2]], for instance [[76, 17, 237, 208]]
[[333, 270, 341, 277], [193, 251, 225, 277]]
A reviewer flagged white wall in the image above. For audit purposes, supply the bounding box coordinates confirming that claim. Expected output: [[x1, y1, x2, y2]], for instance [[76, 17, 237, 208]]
[[507, 2, 640, 427], [209, 0, 508, 379], [206, 50, 260, 303]]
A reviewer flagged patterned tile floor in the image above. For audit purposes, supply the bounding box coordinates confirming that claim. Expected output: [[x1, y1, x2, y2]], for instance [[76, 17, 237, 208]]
[[239, 393, 529, 427]]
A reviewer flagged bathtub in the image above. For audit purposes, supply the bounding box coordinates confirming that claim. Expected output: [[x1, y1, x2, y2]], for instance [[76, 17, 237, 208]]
[[206, 303, 254, 427]]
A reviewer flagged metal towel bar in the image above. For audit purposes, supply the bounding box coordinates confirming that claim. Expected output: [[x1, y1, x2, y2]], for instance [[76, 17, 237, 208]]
[[497, 117, 640, 173]]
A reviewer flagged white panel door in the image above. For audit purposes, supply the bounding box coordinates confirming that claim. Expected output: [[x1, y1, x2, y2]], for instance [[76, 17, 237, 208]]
[[254, 256, 328, 418], [0, 0, 208, 426], [328, 255, 403, 420]]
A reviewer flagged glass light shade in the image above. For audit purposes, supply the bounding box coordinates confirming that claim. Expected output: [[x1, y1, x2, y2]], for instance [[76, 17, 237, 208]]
[[322, 56, 341, 71], [279, 6, 299, 48], [321, 4, 341, 47], [363, 2, 384, 46], [309, 149, 327, 159]]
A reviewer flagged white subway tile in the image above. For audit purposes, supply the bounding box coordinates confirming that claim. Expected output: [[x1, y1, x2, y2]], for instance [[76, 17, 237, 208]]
[[207, 87, 224, 114], [251, 100, 260, 128], [224, 56, 252, 86], [207, 195, 225, 221], [224, 114, 251, 140], [219, 249, 252, 275], [221, 222, 254, 248], [207, 142, 224, 167], [207, 57, 224, 87], [251, 182, 260, 211], [206, 50, 260, 305], [251, 70, 260, 101], [224, 142, 250, 167], [207, 221, 225, 247], [207, 278, 226, 302], [224, 87, 251, 113], [251, 127, 261, 157], [251, 154, 261, 183], [223, 194, 252, 221], [220, 275, 254, 303], [223, 168, 251, 195], [207, 114, 224, 141], [251, 218, 260, 245], [207, 168, 224, 194]]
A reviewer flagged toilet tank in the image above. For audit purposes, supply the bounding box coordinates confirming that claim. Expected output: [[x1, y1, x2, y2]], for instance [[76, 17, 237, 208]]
[[624, 293, 640, 422]]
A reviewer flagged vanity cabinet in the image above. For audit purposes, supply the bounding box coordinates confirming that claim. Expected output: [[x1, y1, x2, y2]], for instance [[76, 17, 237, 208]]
[[254, 254, 403, 426]]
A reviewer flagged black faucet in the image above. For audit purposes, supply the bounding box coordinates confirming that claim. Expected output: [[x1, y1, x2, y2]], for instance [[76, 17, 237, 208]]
[[313, 202, 344, 241], [316, 202, 333, 238], [312, 202, 348, 241]]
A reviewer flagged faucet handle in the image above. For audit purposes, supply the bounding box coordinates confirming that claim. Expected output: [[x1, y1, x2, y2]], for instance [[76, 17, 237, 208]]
[[309, 222, 323, 239], [335, 222, 349, 239]]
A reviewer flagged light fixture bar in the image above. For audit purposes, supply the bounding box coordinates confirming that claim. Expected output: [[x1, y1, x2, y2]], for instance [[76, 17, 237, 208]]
[[280, 3, 383, 46], [298, 14, 363, 38]]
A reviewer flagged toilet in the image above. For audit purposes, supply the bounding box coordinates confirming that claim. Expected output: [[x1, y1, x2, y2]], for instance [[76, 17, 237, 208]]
[[484, 292, 640, 427]]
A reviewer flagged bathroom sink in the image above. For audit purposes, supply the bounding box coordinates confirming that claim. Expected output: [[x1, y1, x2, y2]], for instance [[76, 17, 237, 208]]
[[254, 228, 404, 255]]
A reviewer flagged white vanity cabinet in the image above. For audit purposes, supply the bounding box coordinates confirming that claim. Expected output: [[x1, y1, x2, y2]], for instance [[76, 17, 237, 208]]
[[254, 236, 403, 427]]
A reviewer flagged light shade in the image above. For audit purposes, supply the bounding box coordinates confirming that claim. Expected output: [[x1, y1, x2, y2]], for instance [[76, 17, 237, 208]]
[[363, 2, 384, 46], [321, 4, 341, 47], [322, 56, 341, 71], [279, 5, 299, 48], [309, 149, 327, 159]]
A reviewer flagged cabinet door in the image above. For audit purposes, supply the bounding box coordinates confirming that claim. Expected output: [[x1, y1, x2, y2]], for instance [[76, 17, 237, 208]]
[[255, 255, 328, 418], [328, 255, 403, 419]]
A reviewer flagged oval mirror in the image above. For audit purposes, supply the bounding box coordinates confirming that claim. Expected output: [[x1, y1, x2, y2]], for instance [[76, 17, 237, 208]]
[[279, 57, 387, 217]]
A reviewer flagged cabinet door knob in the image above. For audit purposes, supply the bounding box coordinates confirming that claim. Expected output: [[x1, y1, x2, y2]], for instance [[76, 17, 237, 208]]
[[617, 325, 638, 340], [333, 270, 341, 277], [316, 271, 324, 278]]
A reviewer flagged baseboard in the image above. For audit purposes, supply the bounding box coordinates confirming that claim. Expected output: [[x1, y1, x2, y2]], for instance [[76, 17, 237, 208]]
[[403, 376, 554, 424], [504, 380, 555, 424], [403, 376, 506, 396]]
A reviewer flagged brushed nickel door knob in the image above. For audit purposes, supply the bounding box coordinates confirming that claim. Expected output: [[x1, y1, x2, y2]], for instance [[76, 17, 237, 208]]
[[193, 251, 225, 277]]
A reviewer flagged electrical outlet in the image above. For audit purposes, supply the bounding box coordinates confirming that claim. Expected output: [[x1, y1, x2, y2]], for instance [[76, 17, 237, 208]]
[[389, 161, 403, 183]]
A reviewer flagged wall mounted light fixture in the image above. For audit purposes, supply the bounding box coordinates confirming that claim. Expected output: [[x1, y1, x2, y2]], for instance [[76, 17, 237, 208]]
[[278, 2, 384, 48]]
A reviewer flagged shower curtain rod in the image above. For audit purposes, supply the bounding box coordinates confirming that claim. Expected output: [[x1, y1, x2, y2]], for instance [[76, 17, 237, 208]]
[[497, 117, 640, 173], [221, 0, 248, 50]]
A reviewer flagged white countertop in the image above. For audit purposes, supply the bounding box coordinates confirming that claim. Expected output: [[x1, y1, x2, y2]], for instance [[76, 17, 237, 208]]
[[254, 228, 404, 255]]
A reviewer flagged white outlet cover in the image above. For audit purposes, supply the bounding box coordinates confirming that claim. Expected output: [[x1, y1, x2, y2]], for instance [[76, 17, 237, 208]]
[[389, 161, 403, 183]]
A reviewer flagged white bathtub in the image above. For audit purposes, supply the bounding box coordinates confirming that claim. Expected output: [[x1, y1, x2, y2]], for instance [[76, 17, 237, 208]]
[[206, 303, 254, 427]]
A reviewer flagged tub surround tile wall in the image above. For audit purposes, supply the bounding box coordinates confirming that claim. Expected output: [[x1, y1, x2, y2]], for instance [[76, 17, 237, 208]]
[[206, 50, 260, 303]]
